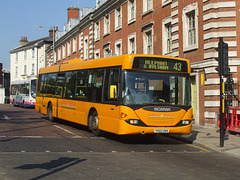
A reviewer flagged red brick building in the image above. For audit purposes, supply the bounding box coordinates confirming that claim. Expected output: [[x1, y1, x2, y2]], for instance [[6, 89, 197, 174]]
[[48, 0, 240, 127]]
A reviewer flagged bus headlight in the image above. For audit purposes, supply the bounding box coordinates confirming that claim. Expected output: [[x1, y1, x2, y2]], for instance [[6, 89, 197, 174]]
[[125, 119, 147, 126], [182, 120, 191, 125], [130, 120, 138, 125], [175, 120, 192, 126]]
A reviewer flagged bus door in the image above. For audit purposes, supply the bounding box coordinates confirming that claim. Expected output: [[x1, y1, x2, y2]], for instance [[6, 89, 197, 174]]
[[40, 74, 48, 114], [101, 68, 121, 132], [56, 73, 66, 118]]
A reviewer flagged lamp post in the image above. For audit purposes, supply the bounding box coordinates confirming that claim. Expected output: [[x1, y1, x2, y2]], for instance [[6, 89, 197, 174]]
[[36, 25, 56, 65]]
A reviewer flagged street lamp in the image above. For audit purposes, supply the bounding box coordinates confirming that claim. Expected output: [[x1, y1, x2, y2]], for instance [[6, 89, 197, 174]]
[[36, 25, 56, 65]]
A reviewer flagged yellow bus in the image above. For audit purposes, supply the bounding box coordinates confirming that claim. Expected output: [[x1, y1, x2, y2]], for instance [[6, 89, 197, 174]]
[[35, 54, 192, 136]]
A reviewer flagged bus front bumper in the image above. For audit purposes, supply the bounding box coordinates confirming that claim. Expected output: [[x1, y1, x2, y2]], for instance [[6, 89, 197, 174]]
[[117, 120, 192, 135]]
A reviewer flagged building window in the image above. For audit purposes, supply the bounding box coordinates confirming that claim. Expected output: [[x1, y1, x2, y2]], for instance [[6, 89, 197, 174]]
[[95, 49, 100, 59], [166, 23, 172, 53], [58, 48, 61, 61], [63, 45, 66, 59], [143, 30, 153, 54], [162, 17, 173, 55], [188, 12, 196, 46], [128, 0, 136, 23], [104, 14, 110, 35], [24, 65, 27, 75], [84, 36, 88, 60], [67, 42, 71, 57], [15, 67, 18, 77], [182, 2, 198, 52], [79, 34, 82, 50], [15, 52, 18, 62], [31, 64, 35, 75], [143, 0, 153, 13], [24, 50, 27, 61], [31, 48, 34, 59], [128, 33, 136, 54], [115, 7, 122, 30], [103, 44, 111, 57], [73, 37, 77, 53], [115, 40, 122, 56], [95, 22, 100, 41]]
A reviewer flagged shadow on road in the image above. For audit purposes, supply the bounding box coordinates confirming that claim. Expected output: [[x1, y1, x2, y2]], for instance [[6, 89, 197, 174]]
[[55, 118, 199, 145], [14, 157, 86, 180]]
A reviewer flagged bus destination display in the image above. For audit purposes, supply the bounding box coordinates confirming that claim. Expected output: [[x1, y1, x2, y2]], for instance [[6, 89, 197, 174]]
[[132, 57, 188, 72]]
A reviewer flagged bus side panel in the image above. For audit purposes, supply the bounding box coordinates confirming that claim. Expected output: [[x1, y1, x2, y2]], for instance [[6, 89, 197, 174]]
[[57, 99, 88, 126], [51, 98, 58, 118], [35, 96, 42, 112], [42, 97, 49, 115], [96, 103, 120, 134]]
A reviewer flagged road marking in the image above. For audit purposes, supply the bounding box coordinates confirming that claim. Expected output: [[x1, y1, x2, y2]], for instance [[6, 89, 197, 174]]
[[53, 125, 80, 136], [0, 135, 84, 139], [0, 136, 43, 138], [187, 144, 211, 152]]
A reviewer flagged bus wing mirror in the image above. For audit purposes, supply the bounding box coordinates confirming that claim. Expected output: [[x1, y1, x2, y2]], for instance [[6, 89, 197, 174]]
[[110, 85, 117, 99]]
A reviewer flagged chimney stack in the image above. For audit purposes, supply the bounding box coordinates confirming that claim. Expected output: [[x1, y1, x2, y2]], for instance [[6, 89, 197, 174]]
[[49, 26, 58, 37], [20, 36, 28, 46], [67, 5, 79, 23], [49, 28, 53, 37]]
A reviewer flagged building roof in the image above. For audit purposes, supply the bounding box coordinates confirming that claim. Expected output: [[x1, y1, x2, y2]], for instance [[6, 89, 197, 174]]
[[9, 36, 52, 54]]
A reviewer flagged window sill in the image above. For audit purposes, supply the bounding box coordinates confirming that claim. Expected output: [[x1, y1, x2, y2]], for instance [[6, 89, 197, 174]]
[[128, 18, 136, 25], [183, 44, 198, 52], [103, 32, 110, 38], [141, 9, 153, 17], [95, 38, 100, 43], [164, 51, 173, 56], [115, 26, 122, 32], [162, 0, 172, 7]]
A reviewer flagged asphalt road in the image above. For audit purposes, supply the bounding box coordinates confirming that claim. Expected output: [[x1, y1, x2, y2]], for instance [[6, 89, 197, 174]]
[[0, 104, 240, 180]]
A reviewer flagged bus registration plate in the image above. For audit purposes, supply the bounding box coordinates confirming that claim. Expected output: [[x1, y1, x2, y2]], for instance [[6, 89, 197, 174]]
[[154, 129, 169, 133]]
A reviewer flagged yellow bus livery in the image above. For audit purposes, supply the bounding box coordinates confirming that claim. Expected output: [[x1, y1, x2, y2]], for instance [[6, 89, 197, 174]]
[[35, 54, 192, 135]]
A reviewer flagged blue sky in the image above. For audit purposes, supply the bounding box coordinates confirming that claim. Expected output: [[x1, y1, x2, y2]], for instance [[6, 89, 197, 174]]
[[0, 0, 96, 71]]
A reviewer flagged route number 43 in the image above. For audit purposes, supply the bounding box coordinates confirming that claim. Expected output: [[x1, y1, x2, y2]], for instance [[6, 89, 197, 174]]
[[174, 63, 182, 72]]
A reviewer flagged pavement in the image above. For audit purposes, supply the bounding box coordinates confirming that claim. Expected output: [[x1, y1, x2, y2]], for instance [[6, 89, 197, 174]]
[[173, 124, 240, 158]]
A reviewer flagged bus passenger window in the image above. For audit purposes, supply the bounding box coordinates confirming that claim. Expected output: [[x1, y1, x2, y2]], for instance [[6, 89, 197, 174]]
[[56, 73, 65, 98], [76, 71, 88, 100], [65, 72, 76, 99], [46, 73, 57, 97], [39, 74, 48, 95], [88, 69, 104, 102]]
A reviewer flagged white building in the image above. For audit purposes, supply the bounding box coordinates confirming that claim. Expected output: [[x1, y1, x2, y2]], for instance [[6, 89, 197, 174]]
[[9, 35, 52, 82]]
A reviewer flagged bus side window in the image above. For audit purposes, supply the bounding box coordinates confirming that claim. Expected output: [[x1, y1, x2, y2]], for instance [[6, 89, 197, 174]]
[[65, 72, 76, 99], [39, 74, 48, 95], [47, 73, 57, 97], [55, 73, 65, 98], [76, 70, 88, 100], [103, 68, 120, 102], [88, 69, 104, 102]]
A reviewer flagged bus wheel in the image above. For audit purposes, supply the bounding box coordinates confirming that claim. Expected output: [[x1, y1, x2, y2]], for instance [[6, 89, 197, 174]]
[[89, 111, 101, 136], [47, 103, 55, 122]]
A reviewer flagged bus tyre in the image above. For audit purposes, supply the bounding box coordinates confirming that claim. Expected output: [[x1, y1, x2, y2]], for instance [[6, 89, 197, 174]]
[[47, 103, 55, 122], [89, 111, 101, 136]]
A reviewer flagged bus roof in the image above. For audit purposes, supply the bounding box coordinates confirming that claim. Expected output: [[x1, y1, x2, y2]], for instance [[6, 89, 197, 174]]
[[38, 54, 191, 74]]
